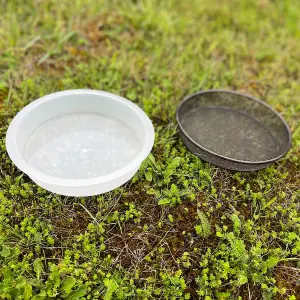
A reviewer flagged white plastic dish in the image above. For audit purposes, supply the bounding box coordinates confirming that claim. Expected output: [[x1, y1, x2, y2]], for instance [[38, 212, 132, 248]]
[[6, 90, 155, 196]]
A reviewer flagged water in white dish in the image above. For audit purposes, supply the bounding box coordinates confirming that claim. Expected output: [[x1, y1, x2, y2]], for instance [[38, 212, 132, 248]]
[[24, 113, 142, 179]]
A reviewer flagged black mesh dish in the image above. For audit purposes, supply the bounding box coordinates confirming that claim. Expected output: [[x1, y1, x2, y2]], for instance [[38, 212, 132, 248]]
[[176, 90, 292, 171]]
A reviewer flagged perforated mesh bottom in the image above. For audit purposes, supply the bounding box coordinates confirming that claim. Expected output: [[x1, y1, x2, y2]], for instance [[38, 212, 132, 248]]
[[181, 107, 279, 161]]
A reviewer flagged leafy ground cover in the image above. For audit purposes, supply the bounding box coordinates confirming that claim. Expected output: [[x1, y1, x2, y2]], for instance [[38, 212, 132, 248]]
[[0, 0, 299, 299]]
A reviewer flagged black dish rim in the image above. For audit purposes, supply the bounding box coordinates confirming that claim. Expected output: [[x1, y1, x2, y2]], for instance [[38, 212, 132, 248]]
[[176, 89, 292, 165]]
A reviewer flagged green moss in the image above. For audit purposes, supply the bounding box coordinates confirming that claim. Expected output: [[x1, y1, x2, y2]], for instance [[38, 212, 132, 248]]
[[0, 0, 300, 299]]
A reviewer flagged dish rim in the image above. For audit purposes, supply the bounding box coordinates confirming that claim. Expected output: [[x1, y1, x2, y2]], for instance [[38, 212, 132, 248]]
[[6, 89, 155, 187], [176, 89, 292, 165]]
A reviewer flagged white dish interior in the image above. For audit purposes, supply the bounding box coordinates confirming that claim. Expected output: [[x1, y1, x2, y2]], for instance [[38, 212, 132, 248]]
[[6, 90, 154, 196]]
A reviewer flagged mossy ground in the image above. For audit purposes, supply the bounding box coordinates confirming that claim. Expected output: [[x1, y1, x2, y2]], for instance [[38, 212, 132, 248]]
[[0, 1, 299, 299]]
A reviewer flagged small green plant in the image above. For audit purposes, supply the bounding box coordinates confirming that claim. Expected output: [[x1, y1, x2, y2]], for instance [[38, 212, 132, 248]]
[[195, 210, 211, 238]]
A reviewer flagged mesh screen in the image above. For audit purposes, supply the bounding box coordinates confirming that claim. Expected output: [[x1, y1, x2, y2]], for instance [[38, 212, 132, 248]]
[[177, 91, 291, 167]]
